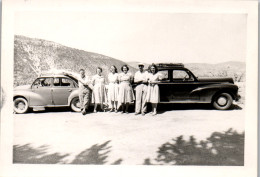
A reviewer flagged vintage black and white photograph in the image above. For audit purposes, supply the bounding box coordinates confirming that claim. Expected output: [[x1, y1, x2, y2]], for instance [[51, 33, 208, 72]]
[[0, 0, 258, 177]]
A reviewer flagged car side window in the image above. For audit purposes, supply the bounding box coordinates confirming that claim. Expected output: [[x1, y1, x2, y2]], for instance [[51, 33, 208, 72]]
[[53, 78, 60, 86], [157, 70, 169, 81], [53, 78, 74, 87], [32, 78, 52, 88], [61, 78, 73, 87], [172, 70, 194, 81]]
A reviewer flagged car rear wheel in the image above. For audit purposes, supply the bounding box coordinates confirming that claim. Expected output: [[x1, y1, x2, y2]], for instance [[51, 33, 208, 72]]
[[14, 97, 29, 114], [213, 93, 233, 110], [70, 97, 81, 112]]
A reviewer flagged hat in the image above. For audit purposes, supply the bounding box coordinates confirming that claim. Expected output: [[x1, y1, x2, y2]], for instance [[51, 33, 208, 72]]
[[138, 63, 144, 66]]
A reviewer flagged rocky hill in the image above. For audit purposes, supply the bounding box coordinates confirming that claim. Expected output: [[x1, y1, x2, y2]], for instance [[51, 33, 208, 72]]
[[14, 35, 137, 86]]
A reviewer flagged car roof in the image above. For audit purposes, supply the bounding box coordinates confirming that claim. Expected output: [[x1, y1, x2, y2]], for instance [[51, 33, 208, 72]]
[[155, 63, 187, 70], [39, 74, 70, 78]]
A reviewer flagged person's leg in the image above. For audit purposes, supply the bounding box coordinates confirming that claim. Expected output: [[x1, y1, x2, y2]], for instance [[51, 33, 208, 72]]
[[121, 103, 125, 113], [125, 103, 129, 113], [109, 101, 114, 112], [101, 103, 104, 112], [94, 103, 97, 113], [82, 89, 91, 115], [79, 91, 84, 111], [135, 85, 142, 114], [115, 101, 118, 112], [152, 103, 157, 115], [141, 85, 148, 115]]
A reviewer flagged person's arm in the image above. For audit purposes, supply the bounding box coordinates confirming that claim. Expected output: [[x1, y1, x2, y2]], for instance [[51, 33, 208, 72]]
[[150, 74, 162, 84], [129, 73, 134, 84]]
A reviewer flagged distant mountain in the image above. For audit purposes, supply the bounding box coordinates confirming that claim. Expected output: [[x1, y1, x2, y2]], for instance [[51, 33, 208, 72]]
[[185, 62, 245, 81], [14, 35, 137, 86], [128, 61, 245, 82], [127, 61, 150, 69]]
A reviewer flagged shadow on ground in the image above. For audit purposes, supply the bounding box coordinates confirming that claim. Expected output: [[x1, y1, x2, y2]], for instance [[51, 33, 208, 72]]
[[13, 144, 70, 164], [13, 140, 123, 165], [143, 128, 244, 166]]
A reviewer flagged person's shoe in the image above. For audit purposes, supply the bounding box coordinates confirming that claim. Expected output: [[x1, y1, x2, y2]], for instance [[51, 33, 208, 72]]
[[115, 109, 118, 113], [135, 112, 139, 115], [82, 111, 87, 115], [109, 108, 114, 112], [152, 112, 157, 116], [93, 109, 97, 113], [125, 111, 129, 114], [141, 112, 145, 116]]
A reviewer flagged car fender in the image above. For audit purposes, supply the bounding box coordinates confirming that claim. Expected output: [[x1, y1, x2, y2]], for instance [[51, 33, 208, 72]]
[[68, 89, 79, 105], [14, 90, 50, 106], [13, 90, 31, 102], [190, 84, 238, 102]]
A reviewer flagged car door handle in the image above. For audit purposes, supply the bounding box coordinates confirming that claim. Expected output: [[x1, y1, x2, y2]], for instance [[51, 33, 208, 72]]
[[68, 89, 72, 92]]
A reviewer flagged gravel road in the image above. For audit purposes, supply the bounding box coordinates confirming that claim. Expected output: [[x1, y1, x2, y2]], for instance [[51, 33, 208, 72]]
[[13, 104, 244, 165]]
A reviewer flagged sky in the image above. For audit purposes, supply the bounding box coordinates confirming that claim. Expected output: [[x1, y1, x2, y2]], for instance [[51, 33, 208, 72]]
[[15, 11, 247, 64]]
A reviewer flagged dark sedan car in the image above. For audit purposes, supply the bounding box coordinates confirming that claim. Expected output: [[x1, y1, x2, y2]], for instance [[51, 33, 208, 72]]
[[151, 63, 240, 110]]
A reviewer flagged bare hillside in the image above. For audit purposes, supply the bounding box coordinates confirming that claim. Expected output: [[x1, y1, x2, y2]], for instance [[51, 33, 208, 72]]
[[14, 35, 137, 86]]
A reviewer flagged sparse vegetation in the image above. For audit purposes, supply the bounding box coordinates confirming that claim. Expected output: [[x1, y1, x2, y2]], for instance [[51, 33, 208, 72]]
[[14, 35, 137, 86]]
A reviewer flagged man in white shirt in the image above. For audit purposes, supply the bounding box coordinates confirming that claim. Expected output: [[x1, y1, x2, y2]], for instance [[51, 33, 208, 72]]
[[65, 69, 92, 115], [134, 63, 149, 116]]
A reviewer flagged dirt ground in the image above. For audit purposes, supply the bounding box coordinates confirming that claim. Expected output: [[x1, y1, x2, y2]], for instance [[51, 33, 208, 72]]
[[13, 103, 245, 165]]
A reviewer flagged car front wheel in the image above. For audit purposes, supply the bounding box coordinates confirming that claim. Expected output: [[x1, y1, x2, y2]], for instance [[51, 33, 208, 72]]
[[213, 93, 233, 110], [14, 97, 29, 114], [70, 97, 81, 112]]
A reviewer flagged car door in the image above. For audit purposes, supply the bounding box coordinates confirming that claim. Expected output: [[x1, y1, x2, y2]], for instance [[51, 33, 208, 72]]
[[170, 69, 200, 101], [156, 70, 173, 102], [31, 77, 54, 106], [52, 77, 77, 106]]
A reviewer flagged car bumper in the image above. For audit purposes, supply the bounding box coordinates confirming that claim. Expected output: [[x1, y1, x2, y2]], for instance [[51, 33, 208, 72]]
[[235, 94, 241, 101]]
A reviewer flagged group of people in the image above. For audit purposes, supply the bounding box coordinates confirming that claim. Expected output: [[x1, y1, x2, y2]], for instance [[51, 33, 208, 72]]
[[66, 63, 161, 116]]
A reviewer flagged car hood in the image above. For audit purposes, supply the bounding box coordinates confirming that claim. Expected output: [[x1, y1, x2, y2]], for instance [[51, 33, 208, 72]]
[[14, 85, 31, 90], [197, 77, 234, 84]]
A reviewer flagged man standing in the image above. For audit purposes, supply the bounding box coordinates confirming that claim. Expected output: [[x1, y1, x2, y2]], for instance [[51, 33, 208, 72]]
[[66, 69, 92, 115], [134, 63, 148, 116]]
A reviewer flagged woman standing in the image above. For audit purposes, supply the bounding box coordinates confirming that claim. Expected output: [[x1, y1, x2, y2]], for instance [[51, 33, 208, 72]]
[[107, 65, 119, 112], [146, 64, 161, 116], [92, 67, 106, 113], [118, 65, 134, 113]]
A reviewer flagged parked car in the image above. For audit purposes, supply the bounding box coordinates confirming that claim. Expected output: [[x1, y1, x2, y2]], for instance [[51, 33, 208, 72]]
[[14, 63, 241, 113], [13, 74, 81, 113], [145, 63, 240, 110]]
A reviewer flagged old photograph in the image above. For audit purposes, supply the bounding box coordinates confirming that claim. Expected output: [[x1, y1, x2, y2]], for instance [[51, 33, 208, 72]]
[[1, 0, 258, 177]]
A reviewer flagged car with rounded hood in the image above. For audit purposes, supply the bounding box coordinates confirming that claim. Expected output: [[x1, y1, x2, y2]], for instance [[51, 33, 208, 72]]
[[13, 73, 81, 113]]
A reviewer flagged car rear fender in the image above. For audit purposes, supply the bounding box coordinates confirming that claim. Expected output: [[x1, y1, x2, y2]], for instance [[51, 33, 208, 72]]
[[68, 89, 79, 105], [190, 84, 238, 102]]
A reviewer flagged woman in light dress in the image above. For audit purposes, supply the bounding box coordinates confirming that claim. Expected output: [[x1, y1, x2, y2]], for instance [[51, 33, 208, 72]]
[[146, 64, 161, 116], [118, 65, 134, 114], [92, 67, 106, 113], [107, 65, 119, 112]]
